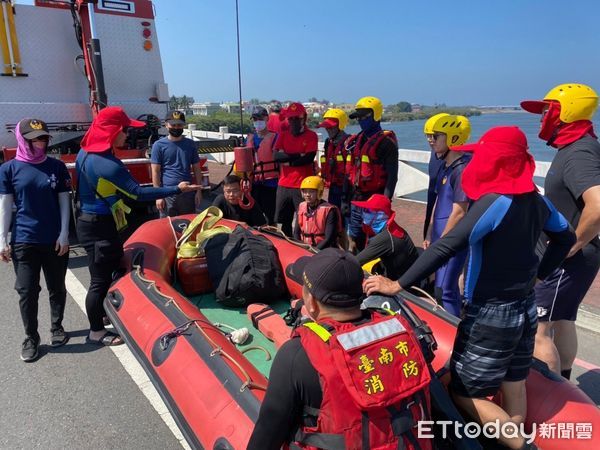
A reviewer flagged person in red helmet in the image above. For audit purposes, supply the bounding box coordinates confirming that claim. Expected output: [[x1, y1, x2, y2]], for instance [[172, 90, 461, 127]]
[[273, 102, 318, 236], [521, 83, 600, 380]]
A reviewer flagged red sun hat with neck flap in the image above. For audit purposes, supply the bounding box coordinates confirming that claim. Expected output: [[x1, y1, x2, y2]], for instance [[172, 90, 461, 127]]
[[451, 126, 536, 201], [80, 106, 145, 153]]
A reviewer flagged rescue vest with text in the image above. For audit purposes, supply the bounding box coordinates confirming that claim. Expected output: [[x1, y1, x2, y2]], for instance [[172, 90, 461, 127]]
[[320, 133, 349, 187], [248, 132, 279, 182], [345, 130, 397, 193], [297, 201, 343, 246], [292, 310, 432, 450]]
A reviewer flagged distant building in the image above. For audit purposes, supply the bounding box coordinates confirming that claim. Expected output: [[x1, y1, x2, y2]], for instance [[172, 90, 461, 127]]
[[191, 102, 220, 116], [221, 102, 241, 114]]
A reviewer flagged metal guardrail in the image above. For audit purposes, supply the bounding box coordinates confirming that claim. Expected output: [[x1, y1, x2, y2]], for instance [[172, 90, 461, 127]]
[[185, 129, 553, 198]]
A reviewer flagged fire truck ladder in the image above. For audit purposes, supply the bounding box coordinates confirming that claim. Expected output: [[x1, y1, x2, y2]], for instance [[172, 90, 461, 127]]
[[0, 0, 26, 77]]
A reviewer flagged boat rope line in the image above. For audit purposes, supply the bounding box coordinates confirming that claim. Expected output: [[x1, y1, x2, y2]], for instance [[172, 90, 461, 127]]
[[256, 225, 319, 253], [133, 264, 268, 393]]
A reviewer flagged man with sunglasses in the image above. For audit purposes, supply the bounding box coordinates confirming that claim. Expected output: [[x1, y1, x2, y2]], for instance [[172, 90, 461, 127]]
[[422, 113, 471, 316], [522, 83, 600, 380], [345, 96, 398, 253], [151, 110, 202, 217]]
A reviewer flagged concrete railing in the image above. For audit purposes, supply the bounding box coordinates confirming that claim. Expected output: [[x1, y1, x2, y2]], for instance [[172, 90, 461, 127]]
[[184, 128, 552, 198]]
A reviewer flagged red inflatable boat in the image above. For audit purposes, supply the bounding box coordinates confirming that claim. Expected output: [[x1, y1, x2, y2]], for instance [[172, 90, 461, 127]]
[[104, 215, 599, 449]]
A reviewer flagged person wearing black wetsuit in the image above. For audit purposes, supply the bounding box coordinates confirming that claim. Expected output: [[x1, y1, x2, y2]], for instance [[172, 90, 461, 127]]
[[211, 175, 267, 226], [76, 107, 200, 346], [364, 127, 575, 450]]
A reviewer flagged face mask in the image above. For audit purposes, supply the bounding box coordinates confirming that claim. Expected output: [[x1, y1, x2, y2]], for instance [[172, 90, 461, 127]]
[[358, 115, 377, 132], [326, 128, 339, 140], [362, 210, 389, 234], [253, 120, 266, 132], [289, 119, 304, 136], [31, 141, 48, 152], [539, 102, 561, 144], [168, 128, 184, 138]]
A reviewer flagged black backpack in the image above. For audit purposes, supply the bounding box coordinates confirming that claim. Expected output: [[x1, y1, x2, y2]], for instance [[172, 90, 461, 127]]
[[204, 226, 288, 307]]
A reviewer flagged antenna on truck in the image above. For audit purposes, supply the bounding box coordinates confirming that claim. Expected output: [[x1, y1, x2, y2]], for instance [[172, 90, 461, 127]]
[[235, 0, 244, 137]]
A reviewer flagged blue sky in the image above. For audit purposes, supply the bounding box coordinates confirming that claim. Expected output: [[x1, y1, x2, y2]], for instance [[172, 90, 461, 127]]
[[150, 0, 600, 106], [18, 0, 600, 106]]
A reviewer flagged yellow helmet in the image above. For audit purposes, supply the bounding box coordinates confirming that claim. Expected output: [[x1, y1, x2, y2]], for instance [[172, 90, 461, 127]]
[[322, 108, 349, 130], [423, 113, 471, 147], [354, 96, 383, 121], [300, 176, 324, 197], [423, 113, 450, 135], [522, 83, 598, 123]]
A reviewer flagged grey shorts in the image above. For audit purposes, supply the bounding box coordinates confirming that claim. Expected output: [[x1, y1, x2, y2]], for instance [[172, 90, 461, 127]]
[[450, 294, 538, 398]]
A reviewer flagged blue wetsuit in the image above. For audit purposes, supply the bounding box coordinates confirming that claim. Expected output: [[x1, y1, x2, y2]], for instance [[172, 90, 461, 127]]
[[430, 154, 470, 316], [76, 149, 179, 215]]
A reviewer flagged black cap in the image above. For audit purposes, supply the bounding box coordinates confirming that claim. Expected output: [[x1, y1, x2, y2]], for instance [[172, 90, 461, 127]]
[[349, 108, 372, 120], [290, 248, 365, 307], [18, 118, 51, 140], [165, 110, 186, 125], [251, 106, 269, 119], [270, 102, 282, 113]]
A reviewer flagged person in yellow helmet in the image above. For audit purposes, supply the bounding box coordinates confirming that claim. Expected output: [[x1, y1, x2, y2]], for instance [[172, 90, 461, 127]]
[[294, 176, 342, 249], [345, 96, 399, 253], [422, 114, 472, 316], [317, 109, 350, 211], [522, 83, 600, 380]]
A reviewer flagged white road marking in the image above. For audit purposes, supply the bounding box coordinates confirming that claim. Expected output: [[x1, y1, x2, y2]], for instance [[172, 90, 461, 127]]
[[64, 268, 191, 450]]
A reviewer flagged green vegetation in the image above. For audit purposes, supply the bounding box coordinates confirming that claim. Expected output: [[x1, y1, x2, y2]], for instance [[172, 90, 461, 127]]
[[380, 105, 481, 123], [169, 95, 195, 111], [187, 111, 253, 134]]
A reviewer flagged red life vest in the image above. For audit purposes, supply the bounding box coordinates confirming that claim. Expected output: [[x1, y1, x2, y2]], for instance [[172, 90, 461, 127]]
[[247, 132, 279, 182], [297, 201, 342, 247], [320, 134, 348, 187], [345, 130, 398, 194], [292, 311, 432, 450]]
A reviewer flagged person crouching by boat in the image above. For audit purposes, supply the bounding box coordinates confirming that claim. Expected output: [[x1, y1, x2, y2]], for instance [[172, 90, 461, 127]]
[[353, 194, 419, 280], [211, 175, 267, 226], [345, 96, 399, 254], [422, 113, 472, 317], [247, 248, 433, 450], [316, 108, 350, 211], [76, 107, 201, 347], [293, 176, 342, 249], [364, 126, 575, 450], [150, 110, 203, 217], [273, 102, 318, 237], [522, 83, 600, 380], [0, 119, 71, 362], [246, 106, 279, 224]]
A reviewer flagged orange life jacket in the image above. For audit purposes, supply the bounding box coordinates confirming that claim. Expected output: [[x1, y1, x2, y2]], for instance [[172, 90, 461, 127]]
[[319, 133, 348, 187], [345, 130, 397, 193], [247, 132, 279, 182], [297, 201, 342, 247]]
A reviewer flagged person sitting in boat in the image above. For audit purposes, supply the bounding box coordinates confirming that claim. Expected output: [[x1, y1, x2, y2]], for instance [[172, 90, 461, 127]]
[[0, 118, 71, 362], [272, 102, 318, 237], [211, 175, 267, 227], [247, 248, 432, 450], [422, 113, 472, 317], [293, 176, 342, 249], [76, 107, 201, 347], [246, 106, 278, 224], [364, 126, 576, 450], [150, 110, 203, 217], [353, 193, 419, 280]]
